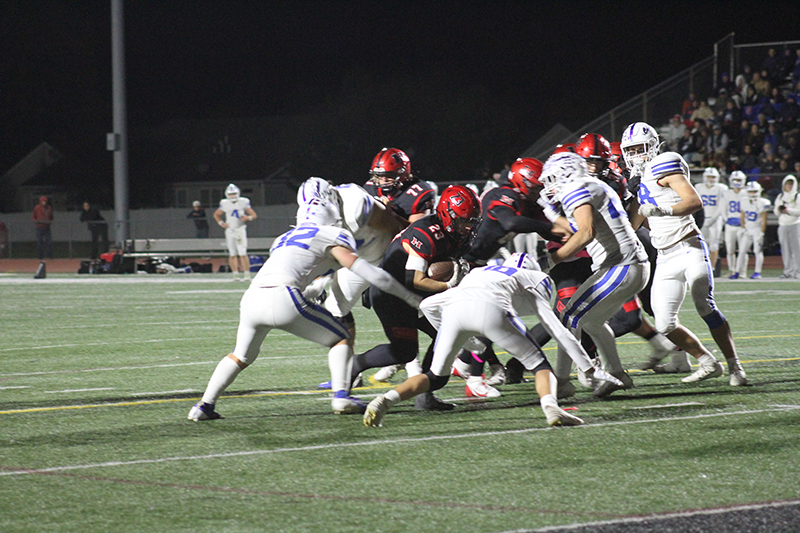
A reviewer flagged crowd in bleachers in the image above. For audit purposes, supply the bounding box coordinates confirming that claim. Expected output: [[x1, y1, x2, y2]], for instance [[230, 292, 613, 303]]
[[661, 46, 800, 201]]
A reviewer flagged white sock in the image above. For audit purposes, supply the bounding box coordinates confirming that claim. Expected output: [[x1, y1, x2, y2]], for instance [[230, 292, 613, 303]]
[[201, 356, 242, 405], [697, 353, 717, 366], [540, 393, 559, 409], [328, 343, 353, 393], [244, 270, 251, 280], [384, 389, 402, 407], [405, 358, 423, 378]]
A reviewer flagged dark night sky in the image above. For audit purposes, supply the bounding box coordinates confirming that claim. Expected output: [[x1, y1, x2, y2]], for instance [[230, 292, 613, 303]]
[[1, 0, 798, 208]]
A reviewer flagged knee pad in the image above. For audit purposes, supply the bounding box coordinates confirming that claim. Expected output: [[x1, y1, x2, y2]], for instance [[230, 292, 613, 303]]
[[530, 358, 552, 373], [425, 371, 450, 391]]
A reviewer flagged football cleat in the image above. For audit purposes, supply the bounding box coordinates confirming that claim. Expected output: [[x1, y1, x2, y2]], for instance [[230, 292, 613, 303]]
[[363, 394, 389, 427], [188, 402, 222, 421], [728, 272, 740, 280], [653, 351, 692, 374], [465, 376, 501, 398], [486, 363, 507, 386], [543, 404, 584, 427], [592, 370, 633, 398], [450, 358, 472, 380], [332, 394, 368, 415], [729, 362, 748, 386], [414, 391, 455, 411], [749, 273, 762, 280], [681, 360, 724, 383], [371, 364, 400, 383], [636, 355, 664, 371]]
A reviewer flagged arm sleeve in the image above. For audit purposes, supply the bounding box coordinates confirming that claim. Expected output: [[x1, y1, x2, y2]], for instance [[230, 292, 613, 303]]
[[492, 207, 556, 240], [348, 257, 422, 308]]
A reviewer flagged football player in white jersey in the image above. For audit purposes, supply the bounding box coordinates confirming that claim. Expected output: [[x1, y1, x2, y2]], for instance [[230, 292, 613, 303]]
[[622, 122, 747, 386], [363, 253, 621, 428], [189, 188, 422, 420], [735, 181, 771, 279], [697, 167, 728, 273], [214, 184, 258, 281], [538, 152, 650, 398], [723, 171, 747, 278]]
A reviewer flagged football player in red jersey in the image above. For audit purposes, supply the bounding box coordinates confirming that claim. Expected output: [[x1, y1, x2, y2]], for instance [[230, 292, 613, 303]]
[[364, 147, 436, 223], [351, 185, 481, 410]]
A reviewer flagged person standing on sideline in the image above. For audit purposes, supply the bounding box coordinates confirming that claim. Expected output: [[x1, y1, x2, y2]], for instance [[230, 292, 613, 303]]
[[696, 167, 728, 275], [187, 200, 209, 238], [723, 172, 747, 278], [80, 201, 109, 260], [736, 181, 770, 280], [32, 195, 53, 260], [214, 184, 257, 281], [622, 121, 747, 387], [773, 175, 800, 278]]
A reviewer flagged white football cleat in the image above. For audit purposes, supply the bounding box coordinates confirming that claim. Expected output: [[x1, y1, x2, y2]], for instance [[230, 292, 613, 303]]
[[486, 363, 507, 387], [371, 365, 400, 383], [592, 370, 633, 398], [332, 395, 367, 415], [451, 358, 472, 380], [681, 360, 724, 383], [729, 362, 748, 386], [465, 376, 501, 398], [543, 404, 584, 427], [188, 402, 222, 421], [653, 351, 692, 373], [363, 394, 389, 427]]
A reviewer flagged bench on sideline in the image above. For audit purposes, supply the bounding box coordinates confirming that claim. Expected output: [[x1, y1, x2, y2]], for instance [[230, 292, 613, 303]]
[[123, 237, 276, 258]]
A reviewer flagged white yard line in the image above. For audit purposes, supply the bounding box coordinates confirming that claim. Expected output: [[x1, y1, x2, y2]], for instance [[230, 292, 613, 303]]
[[1, 406, 796, 477], [44, 388, 115, 394]]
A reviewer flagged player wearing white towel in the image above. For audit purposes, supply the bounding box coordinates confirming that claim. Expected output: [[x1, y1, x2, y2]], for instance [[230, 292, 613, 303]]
[[189, 185, 422, 420], [538, 152, 650, 398], [622, 122, 747, 387], [736, 181, 771, 280], [214, 183, 258, 280], [363, 253, 620, 428], [697, 167, 728, 273], [723, 172, 747, 278]]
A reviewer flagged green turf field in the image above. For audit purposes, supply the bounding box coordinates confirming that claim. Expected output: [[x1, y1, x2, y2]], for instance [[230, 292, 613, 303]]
[[2, 272, 799, 533]]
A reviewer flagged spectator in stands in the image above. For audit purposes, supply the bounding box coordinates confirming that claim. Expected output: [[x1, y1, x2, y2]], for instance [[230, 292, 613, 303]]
[[32, 195, 53, 260], [734, 74, 749, 107], [717, 72, 736, 96], [774, 174, 800, 278], [681, 92, 699, 121], [664, 114, 686, 151], [745, 123, 765, 151], [742, 64, 754, 84], [721, 100, 742, 146], [80, 201, 109, 260], [739, 144, 759, 174], [759, 143, 778, 174], [707, 124, 729, 159], [762, 48, 780, 82], [678, 126, 700, 164], [764, 122, 782, 149], [187, 200, 209, 238], [792, 49, 800, 82], [778, 49, 795, 82], [743, 86, 761, 106], [691, 100, 715, 123], [753, 71, 771, 99], [780, 95, 799, 129], [785, 135, 800, 162]]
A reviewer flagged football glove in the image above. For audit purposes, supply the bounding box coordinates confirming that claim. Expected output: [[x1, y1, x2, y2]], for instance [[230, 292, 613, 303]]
[[638, 204, 673, 217]]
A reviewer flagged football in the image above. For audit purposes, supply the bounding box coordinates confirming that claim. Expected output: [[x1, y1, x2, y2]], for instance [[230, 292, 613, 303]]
[[427, 261, 456, 281]]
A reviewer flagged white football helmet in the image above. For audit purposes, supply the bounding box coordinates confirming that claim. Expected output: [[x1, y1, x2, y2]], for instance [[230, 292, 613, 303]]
[[297, 177, 337, 206], [620, 122, 660, 175], [729, 171, 746, 190], [540, 152, 588, 203], [295, 200, 342, 227], [225, 183, 240, 201], [503, 252, 540, 271], [745, 180, 762, 199], [702, 167, 720, 187]]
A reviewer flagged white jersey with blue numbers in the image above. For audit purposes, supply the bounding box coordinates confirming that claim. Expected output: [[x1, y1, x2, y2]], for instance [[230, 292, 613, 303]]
[[252, 225, 357, 289], [559, 177, 647, 270], [336, 183, 394, 264], [697, 182, 729, 223], [741, 196, 771, 233], [637, 152, 700, 249], [723, 188, 745, 227], [422, 264, 554, 319], [219, 197, 251, 230]]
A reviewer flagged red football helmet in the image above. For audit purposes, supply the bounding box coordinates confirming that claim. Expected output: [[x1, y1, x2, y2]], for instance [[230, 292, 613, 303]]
[[608, 141, 626, 174], [553, 143, 576, 154], [507, 157, 543, 198], [436, 185, 481, 241], [369, 148, 412, 196], [575, 133, 613, 178]]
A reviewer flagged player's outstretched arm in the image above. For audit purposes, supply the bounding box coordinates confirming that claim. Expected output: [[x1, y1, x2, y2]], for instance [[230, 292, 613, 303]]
[[331, 246, 422, 308]]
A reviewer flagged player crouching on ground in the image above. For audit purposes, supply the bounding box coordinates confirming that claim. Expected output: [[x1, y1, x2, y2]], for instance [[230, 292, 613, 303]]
[[364, 252, 622, 428], [189, 179, 422, 421]]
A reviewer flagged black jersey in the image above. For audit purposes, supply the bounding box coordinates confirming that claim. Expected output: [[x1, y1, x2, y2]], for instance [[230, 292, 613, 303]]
[[381, 214, 464, 293], [463, 185, 553, 264], [364, 179, 436, 219]]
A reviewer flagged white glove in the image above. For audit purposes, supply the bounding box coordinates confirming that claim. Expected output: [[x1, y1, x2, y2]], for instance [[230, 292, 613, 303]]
[[638, 204, 673, 217], [537, 195, 561, 222], [446, 259, 469, 288]]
